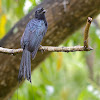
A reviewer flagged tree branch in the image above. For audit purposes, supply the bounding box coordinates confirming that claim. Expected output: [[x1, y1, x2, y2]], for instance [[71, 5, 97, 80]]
[[84, 17, 92, 49], [0, 46, 93, 54]]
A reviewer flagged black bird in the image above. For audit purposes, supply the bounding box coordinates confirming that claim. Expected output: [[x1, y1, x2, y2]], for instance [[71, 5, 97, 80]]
[[18, 8, 48, 82]]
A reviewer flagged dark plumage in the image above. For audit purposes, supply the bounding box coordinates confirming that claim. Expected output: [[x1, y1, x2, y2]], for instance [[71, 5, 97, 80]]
[[18, 8, 48, 82]]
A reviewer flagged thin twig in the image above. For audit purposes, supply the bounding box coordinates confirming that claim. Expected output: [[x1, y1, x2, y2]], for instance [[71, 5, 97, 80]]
[[84, 17, 92, 50], [0, 46, 93, 54]]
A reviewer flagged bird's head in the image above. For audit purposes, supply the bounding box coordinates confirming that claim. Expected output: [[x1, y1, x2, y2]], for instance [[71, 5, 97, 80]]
[[35, 8, 46, 20]]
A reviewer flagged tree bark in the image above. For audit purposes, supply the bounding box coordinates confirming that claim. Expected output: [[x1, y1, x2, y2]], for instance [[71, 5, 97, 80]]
[[0, 0, 100, 99]]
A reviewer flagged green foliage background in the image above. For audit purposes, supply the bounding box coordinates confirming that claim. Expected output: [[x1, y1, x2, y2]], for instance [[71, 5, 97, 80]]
[[0, 0, 100, 100]]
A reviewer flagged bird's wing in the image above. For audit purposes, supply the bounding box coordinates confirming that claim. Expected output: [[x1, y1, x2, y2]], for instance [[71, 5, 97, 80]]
[[21, 19, 46, 51], [28, 19, 46, 52], [21, 19, 37, 49]]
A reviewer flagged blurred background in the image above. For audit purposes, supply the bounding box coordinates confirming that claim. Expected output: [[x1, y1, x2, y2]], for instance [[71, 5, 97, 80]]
[[0, 0, 100, 100]]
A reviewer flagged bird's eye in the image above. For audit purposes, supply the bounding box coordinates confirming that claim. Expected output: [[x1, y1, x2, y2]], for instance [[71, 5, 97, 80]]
[[36, 8, 44, 14]]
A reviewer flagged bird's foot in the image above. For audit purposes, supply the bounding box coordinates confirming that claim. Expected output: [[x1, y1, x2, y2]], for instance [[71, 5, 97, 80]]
[[39, 45, 44, 54]]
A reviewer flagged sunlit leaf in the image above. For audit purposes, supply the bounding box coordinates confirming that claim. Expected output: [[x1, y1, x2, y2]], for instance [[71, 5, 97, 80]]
[[0, 14, 7, 39]]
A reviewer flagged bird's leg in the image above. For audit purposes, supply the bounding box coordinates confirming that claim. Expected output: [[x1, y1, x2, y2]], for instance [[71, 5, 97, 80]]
[[39, 45, 44, 54]]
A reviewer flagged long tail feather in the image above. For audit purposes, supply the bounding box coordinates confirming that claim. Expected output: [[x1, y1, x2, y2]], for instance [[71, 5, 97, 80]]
[[24, 50, 26, 79], [18, 49, 31, 82], [28, 51, 31, 82]]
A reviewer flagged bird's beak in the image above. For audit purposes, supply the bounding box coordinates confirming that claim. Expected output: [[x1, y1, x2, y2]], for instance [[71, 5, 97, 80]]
[[43, 10, 46, 13]]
